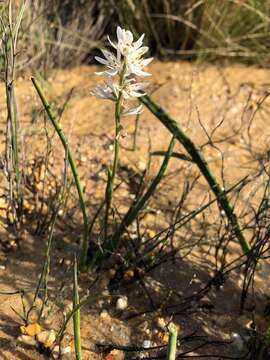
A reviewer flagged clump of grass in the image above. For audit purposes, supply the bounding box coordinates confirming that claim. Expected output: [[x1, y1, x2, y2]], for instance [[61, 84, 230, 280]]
[[195, 0, 270, 66], [113, 0, 270, 66], [22, 0, 113, 72]]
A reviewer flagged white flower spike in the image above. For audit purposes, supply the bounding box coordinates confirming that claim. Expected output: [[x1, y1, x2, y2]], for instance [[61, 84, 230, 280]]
[[92, 26, 153, 116]]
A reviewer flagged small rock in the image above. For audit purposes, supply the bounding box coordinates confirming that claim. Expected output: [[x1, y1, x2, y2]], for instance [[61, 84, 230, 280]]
[[116, 296, 128, 311], [100, 309, 110, 319], [107, 268, 116, 279], [58, 209, 64, 216], [43, 317, 54, 326], [155, 317, 166, 330], [138, 160, 146, 171], [231, 332, 244, 351], [21, 323, 42, 336], [147, 229, 156, 238], [18, 334, 38, 346], [80, 155, 87, 163], [143, 339, 151, 348], [61, 345, 71, 354], [123, 270, 134, 282], [20, 230, 28, 241], [52, 345, 60, 359], [37, 329, 56, 348]]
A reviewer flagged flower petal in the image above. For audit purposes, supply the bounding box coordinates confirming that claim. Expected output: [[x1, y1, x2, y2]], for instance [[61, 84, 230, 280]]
[[94, 56, 108, 65], [125, 30, 133, 44], [140, 57, 154, 67], [117, 26, 123, 41], [107, 35, 117, 49], [101, 49, 117, 62], [133, 34, 145, 49], [123, 105, 143, 116]]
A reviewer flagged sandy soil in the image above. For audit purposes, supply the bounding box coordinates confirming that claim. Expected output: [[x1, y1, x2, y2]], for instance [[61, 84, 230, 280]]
[[0, 61, 270, 359]]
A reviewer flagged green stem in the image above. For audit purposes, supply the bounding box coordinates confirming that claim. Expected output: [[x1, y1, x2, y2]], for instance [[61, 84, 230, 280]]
[[73, 256, 82, 360], [31, 77, 89, 270], [104, 95, 122, 240], [140, 95, 251, 255], [103, 66, 125, 240], [167, 323, 178, 360], [132, 113, 140, 151], [112, 95, 122, 183]]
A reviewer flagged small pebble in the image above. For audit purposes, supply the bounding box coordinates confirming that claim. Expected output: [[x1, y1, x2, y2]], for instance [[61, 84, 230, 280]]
[[155, 317, 166, 330], [80, 155, 87, 163], [52, 345, 60, 359], [37, 329, 56, 348], [18, 334, 38, 346], [143, 339, 151, 348], [116, 296, 128, 311], [20, 323, 42, 336], [138, 160, 146, 171], [231, 332, 244, 351], [61, 346, 71, 354], [123, 270, 134, 281], [100, 309, 110, 319]]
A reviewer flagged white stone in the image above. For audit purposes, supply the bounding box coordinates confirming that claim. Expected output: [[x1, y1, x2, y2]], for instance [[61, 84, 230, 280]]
[[116, 296, 128, 311]]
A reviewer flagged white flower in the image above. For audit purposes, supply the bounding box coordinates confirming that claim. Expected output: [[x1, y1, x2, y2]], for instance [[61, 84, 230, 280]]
[[95, 48, 121, 77], [90, 78, 119, 101], [121, 78, 147, 99], [113, 26, 153, 77], [92, 26, 153, 115], [126, 55, 153, 77]]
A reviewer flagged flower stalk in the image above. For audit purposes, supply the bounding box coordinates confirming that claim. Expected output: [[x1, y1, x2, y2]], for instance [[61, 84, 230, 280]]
[[92, 27, 153, 241]]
